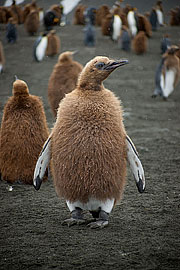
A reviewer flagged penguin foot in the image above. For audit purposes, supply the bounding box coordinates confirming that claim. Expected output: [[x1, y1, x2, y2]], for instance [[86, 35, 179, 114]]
[[62, 218, 86, 227], [88, 210, 109, 229], [62, 207, 86, 227], [151, 94, 157, 98], [163, 97, 167, 101], [87, 220, 109, 229]]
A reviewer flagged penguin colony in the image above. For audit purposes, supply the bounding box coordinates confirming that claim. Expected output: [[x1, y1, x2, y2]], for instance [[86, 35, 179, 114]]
[[47, 51, 83, 117], [0, 0, 179, 228], [0, 79, 49, 184], [34, 56, 145, 228]]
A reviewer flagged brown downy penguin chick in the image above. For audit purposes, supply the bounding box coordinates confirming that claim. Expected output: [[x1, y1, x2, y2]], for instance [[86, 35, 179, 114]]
[[95, 5, 110, 26], [34, 56, 145, 228], [46, 30, 60, 57], [48, 51, 83, 117], [0, 41, 5, 73], [24, 9, 39, 35], [132, 31, 148, 54], [73, 4, 86, 25], [0, 78, 49, 184]]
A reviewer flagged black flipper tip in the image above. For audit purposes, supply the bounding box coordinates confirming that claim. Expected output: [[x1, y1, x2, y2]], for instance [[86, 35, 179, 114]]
[[136, 178, 145, 193], [33, 176, 43, 191]]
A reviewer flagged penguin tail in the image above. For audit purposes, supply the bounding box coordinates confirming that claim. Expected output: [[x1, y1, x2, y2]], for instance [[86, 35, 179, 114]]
[[33, 135, 52, 190], [126, 135, 145, 193]]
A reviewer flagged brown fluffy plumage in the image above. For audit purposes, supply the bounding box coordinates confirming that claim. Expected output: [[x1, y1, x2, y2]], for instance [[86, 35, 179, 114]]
[[51, 56, 127, 204], [46, 30, 60, 57], [48, 51, 83, 117], [24, 9, 39, 35], [0, 79, 49, 184], [132, 31, 148, 54], [73, 4, 86, 25], [101, 14, 113, 36], [137, 14, 152, 37], [95, 5, 110, 26]]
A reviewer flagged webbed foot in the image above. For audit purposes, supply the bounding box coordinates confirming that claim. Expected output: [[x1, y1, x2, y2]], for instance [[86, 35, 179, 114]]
[[88, 210, 109, 229], [62, 207, 86, 227], [87, 220, 109, 229], [62, 218, 86, 227]]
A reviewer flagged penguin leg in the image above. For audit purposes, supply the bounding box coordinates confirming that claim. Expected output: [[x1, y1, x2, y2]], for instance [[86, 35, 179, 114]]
[[62, 207, 86, 227], [87, 210, 109, 229]]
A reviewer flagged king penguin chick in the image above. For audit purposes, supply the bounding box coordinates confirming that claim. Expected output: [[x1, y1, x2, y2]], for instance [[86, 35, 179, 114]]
[[0, 78, 49, 184], [46, 30, 60, 57], [47, 51, 83, 117], [34, 56, 145, 228], [132, 31, 148, 54]]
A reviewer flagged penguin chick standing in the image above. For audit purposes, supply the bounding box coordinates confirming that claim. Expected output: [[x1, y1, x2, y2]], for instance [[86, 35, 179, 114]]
[[83, 18, 96, 47], [34, 56, 145, 228], [47, 51, 83, 117], [132, 31, 148, 54], [0, 79, 49, 184], [24, 9, 39, 35], [46, 30, 60, 57], [6, 18, 17, 43]]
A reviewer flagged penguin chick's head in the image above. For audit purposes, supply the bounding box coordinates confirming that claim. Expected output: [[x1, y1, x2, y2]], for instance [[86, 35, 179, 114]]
[[78, 56, 128, 90], [58, 51, 75, 63], [13, 79, 29, 97]]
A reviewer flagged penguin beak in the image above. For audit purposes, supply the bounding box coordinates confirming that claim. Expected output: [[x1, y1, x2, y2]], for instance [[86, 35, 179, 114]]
[[104, 59, 129, 70]]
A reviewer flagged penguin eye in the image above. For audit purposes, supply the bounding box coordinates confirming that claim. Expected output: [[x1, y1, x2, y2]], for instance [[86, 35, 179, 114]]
[[95, 62, 105, 70]]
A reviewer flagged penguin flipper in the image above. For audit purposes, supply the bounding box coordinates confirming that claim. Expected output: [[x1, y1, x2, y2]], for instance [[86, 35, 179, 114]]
[[126, 135, 145, 193], [33, 135, 52, 190]]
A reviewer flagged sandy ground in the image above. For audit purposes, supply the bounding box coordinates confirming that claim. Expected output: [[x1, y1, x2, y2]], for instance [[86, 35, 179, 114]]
[[0, 0, 180, 269]]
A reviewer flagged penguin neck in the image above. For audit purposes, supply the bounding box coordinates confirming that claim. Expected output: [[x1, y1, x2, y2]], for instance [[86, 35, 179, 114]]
[[77, 73, 104, 92]]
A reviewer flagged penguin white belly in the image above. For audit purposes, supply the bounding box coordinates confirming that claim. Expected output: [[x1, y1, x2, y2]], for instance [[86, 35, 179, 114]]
[[127, 11, 137, 36], [160, 73, 165, 91], [66, 198, 115, 213], [35, 36, 48, 62], [39, 11, 44, 24], [163, 69, 176, 98], [112, 15, 122, 41], [156, 9, 163, 25]]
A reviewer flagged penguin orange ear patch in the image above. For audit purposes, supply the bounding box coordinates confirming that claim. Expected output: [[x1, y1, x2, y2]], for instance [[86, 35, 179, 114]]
[[53, 18, 59, 23]]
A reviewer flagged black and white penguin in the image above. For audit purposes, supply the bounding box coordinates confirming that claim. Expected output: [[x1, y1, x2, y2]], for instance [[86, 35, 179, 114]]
[[149, 7, 158, 31], [111, 14, 122, 41], [33, 33, 48, 62], [33, 56, 145, 229], [152, 45, 180, 100], [127, 8, 137, 37], [160, 34, 171, 54]]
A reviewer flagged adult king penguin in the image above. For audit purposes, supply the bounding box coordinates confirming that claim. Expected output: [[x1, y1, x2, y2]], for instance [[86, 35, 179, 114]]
[[153, 45, 180, 100], [34, 56, 145, 228], [33, 33, 48, 62]]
